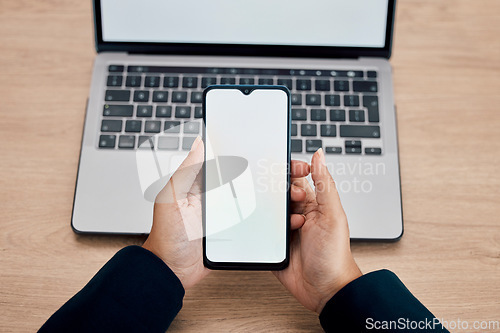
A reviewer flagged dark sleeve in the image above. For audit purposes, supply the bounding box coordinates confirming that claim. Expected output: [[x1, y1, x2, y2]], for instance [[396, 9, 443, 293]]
[[319, 270, 449, 332], [39, 246, 184, 333]]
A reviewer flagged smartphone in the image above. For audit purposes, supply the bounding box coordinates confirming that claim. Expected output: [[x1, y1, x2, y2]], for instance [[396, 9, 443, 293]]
[[202, 85, 291, 270]]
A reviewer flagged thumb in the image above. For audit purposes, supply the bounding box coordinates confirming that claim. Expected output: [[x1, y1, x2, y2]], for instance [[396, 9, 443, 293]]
[[310, 148, 345, 218], [156, 136, 204, 203]]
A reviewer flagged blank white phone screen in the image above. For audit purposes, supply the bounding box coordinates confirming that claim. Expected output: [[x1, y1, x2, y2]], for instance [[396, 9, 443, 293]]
[[204, 89, 288, 263]]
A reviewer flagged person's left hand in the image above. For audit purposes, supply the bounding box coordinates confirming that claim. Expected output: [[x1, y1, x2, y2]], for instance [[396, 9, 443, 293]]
[[143, 136, 207, 289], [143, 136, 310, 289]]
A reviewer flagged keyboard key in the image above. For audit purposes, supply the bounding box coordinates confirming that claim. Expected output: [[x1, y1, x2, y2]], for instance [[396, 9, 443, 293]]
[[353, 81, 378, 93], [345, 140, 361, 148], [99, 135, 116, 148], [367, 71, 378, 78], [330, 109, 346, 121], [301, 124, 317, 136], [125, 120, 142, 133], [175, 106, 191, 118], [365, 147, 382, 155], [220, 77, 236, 85], [306, 139, 322, 153], [125, 76, 141, 87], [127, 66, 147, 73], [108, 65, 124, 73], [311, 109, 326, 121], [118, 135, 135, 149], [258, 78, 274, 85], [138, 136, 154, 149], [296, 79, 312, 91], [191, 91, 203, 104], [136, 105, 153, 117], [340, 125, 380, 138], [243, 69, 260, 75], [337, 70, 363, 78], [344, 95, 360, 107], [306, 94, 321, 106], [277, 79, 293, 89], [103, 104, 133, 117], [163, 76, 179, 88], [164, 121, 181, 133], [346, 147, 362, 154], [158, 137, 179, 150], [145, 76, 160, 87], [105, 90, 130, 102], [329, 70, 340, 77], [194, 107, 203, 118], [182, 137, 197, 150], [321, 124, 336, 137], [326, 146, 342, 154], [363, 95, 379, 122], [153, 91, 168, 102], [239, 78, 254, 84], [101, 120, 122, 132], [182, 77, 198, 88], [349, 110, 365, 122], [184, 122, 200, 134], [133, 91, 150, 102], [262, 69, 278, 76], [156, 105, 172, 117], [144, 120, 161, 133], [292, 108, 307, 120], [315, 80, 331, 91], [334, 80, 349, 92], [201, 77, 217, 88], [325, 95, 340, 106], [291, 139, 302, 152], [291, 94, 302, 105], [291, 124, 297, 136], [172, 91, 188, 103], [107, 75, 123, 87]]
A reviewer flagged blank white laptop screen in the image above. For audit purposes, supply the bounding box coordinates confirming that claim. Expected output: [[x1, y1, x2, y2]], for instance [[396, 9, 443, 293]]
[[100, 0, 389, 48]]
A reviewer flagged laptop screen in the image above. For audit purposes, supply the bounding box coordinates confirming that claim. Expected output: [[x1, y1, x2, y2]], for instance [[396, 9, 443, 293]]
[[100, 0, 389, 48]]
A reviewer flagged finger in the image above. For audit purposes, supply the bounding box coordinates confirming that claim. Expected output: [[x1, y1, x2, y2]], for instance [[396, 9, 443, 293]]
[[172, 136, 204, 190], [157, 137, 204, 203], [310, 148, 345, 216], [187, 168, 203, 201], [290, 213, 306, 230], [292, 177, 314, 197], [290, 177, 316, 214], [291, 160, 310, 179], [290, 184, 306, 202]]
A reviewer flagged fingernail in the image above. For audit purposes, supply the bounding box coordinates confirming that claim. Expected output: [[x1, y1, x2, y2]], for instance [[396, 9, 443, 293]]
[[191, 136, 201, 152], [317, 148, 326, 166]]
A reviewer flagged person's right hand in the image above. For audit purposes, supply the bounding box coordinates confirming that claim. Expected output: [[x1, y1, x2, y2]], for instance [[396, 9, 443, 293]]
[[274, 148, 362, 314]]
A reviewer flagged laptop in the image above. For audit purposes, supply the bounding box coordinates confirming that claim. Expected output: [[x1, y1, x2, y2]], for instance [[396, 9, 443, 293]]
[[72, 0, 403, 240]]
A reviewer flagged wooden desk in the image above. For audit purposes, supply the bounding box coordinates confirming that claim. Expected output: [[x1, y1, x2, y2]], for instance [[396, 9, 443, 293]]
[[1, 1, 498, 331]]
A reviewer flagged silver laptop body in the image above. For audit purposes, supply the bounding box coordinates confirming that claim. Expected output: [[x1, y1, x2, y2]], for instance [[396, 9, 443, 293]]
[[73, 0, 403, 240]]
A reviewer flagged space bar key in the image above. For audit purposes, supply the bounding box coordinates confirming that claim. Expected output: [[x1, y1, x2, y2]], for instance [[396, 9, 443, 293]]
[[340, 125, 380, 138]]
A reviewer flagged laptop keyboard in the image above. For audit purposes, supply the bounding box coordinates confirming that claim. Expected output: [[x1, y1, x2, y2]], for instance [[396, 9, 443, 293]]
[[99, 65, 382, 155]]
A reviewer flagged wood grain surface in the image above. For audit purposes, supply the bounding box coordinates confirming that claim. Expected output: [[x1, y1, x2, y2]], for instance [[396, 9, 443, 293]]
[[0, 0, 499, 332]]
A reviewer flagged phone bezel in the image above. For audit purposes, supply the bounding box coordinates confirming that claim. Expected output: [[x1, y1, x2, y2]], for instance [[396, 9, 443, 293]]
[[202, 85, 291, 270]]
